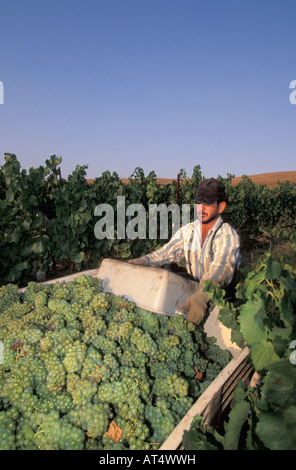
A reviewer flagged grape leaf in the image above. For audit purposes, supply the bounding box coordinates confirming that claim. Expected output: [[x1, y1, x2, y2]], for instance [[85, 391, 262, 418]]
[[258, 359, 296, 409], [250, 341, 280, 371], [238, 295, 268, 346], [256, 411, 293, 450], [223, 400, 250, 450]]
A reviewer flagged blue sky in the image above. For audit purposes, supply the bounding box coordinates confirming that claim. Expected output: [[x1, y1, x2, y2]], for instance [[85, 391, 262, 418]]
[[0, 0, 295, 180]]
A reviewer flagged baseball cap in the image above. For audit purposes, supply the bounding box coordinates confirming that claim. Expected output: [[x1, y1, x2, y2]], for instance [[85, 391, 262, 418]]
[[193, 178, 228, 204]]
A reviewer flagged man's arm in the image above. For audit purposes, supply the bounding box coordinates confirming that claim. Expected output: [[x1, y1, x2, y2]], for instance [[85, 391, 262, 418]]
[[128, 227, 185, 267]]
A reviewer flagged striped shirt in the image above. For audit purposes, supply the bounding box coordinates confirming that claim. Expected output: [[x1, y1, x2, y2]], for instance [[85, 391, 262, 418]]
[[143, 216, 240, 287]]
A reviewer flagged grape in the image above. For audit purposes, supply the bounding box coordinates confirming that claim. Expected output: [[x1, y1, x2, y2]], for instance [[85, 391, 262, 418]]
[[65, 403, 109, 439], [0, 411, 16, 449], [0, 274, 230, 450]]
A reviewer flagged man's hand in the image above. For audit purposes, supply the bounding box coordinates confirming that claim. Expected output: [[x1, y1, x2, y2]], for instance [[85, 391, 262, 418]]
[[128, 257, 149, 266], [180, 284, 211, 325]]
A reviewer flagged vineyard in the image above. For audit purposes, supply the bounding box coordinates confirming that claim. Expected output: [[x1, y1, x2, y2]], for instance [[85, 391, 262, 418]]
[[1, 153, 296, 450], [1, 153, 295, 287]]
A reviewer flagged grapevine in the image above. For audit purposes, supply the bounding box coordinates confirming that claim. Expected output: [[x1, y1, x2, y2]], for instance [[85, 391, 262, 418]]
[[183, 250, 296, 450]]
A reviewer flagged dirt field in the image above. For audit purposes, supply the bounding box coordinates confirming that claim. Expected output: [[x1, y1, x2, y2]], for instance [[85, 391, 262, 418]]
[[88, 171, 296, 188], [230, 171, 296, 188]]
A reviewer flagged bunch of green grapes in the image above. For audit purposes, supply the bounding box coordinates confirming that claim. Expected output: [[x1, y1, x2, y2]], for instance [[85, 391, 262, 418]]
[[152, 372, 188, 399], [167, 316, 195, 348], [158, 334, 180, 350], [65, 403, 110, 440], [206, 343, 230, 368], [51, 282, 71, 300], [120, 366, 152, 402], [102, 353, 120, 381], [74, 286, 98, 306], [168, 395, 194, 421], [66, 372, 97, 406], [0, 283, 19, 313], [29, 411, 85, 450], [207, 342, 231, 372], [4, 301, 32, 320], [39, 332, 53, 352], [96, 380, 126, 403], [80, 307, 107, 343], [74, 274, 99, 288], [23, 327, 44, 345], [90, 292, 110, 313], [96, 376, 144, 421], [48, 298, 79, 330], [62, 339, 87, 373], [105, 320, 133, 345], [135, 308, 160, 336], [109, 293, 135, 309], [0, 411, 16, 450], [21, 282, 44, 309], [15, 417, 36, 449], [47, 328, 73, 357], [26, 304, 52, 329], [0, 315, 27, 350], [0, 374, 24, 408], [80, 348, 103, 383], [42, 351, 66, 392], [119, 348, 134, 367], [113, 415, 150, 450], [145, 404, 176, 445], [50, 391, 73, 414], [34, 394, 56, 414], [130, 327, 158, 359], [194, 356, 209, 373], [46, 311, 65, 332], [105, 320, 123, 342], [14, 389, 39, 420], [157, 334, 182, 362], [91, 334, 118, 355], [129, 346, 148, 368], [66, 275, 101, 305], [34, 289, 48, 309], [110, 305, 137, 323], [32, 359, 50, 396], [114, 377, 145, 421]]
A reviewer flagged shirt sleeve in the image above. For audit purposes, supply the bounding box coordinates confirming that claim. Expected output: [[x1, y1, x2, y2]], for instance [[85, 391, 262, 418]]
[[143, 228, 185, 267]]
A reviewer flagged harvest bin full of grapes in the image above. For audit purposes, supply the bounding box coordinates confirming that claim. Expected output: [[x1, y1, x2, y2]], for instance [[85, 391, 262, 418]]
[[0, 259, 253, 450]]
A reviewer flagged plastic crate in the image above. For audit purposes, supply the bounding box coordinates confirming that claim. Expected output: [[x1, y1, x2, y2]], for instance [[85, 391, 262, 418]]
[[160, 346, 253, 450]]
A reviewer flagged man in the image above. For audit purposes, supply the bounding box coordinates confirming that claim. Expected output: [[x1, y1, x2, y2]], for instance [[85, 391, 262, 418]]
[[128, 178, 240, 324]]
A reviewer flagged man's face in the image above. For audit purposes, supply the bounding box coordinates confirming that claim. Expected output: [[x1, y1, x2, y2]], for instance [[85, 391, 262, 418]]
[[197, 201, 226, 224]]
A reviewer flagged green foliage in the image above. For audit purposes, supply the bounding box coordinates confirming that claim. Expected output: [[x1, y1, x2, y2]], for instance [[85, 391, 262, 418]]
[[1, 154, 296, 286], [183, 247, 296, 450]]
